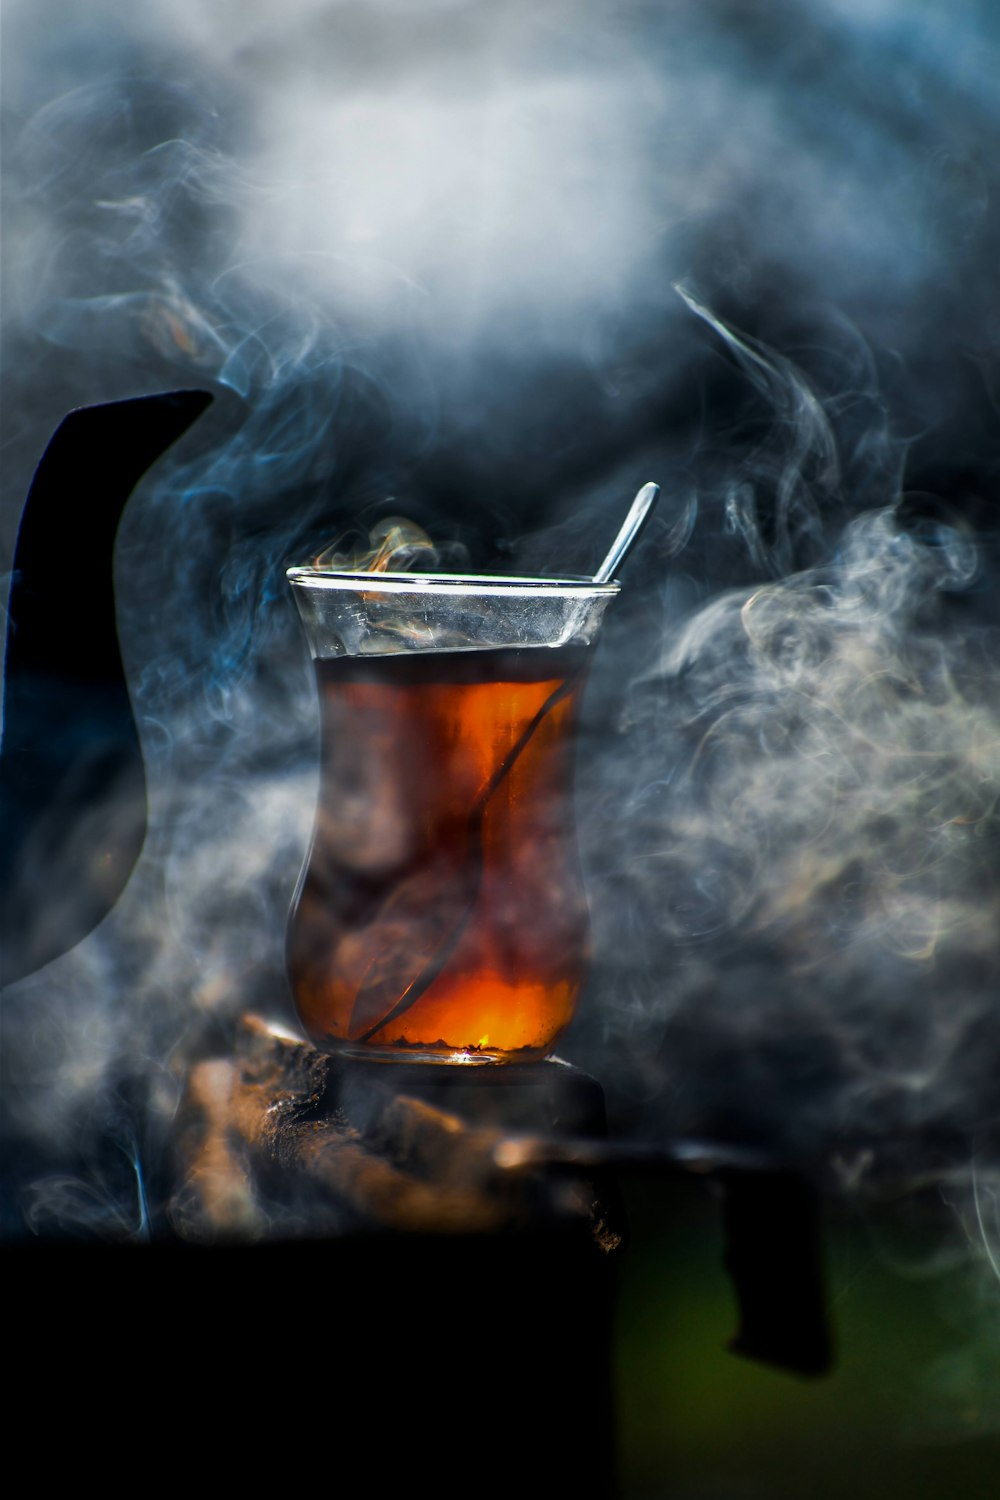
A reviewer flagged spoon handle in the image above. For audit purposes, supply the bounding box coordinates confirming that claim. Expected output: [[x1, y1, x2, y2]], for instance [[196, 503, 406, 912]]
[[594, 481, 660, 583]]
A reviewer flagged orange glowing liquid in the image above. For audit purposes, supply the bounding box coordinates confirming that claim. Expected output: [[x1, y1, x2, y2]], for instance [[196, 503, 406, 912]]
[[287, 647, 590, 1061]]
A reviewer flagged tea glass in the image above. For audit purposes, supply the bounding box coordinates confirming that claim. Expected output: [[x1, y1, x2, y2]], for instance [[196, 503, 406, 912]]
[[285, 570, 618, 1064]]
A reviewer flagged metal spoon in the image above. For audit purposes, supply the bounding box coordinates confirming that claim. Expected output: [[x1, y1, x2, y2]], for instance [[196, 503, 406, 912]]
[[594, 481, 660, 582]]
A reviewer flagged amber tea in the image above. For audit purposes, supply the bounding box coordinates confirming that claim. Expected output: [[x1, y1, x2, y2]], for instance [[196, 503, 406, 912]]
[[285, 570, 619, 1063]]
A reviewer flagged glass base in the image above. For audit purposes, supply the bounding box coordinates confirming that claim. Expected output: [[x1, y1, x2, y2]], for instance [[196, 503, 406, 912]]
[[322, 1040, 551, 1066]]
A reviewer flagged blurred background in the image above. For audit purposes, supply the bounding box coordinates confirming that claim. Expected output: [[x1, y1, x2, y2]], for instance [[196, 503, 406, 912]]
[[4, 3, 1000, 1493]]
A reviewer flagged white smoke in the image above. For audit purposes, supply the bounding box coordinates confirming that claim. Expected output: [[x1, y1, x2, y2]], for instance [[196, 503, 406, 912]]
[[5, 15, 1000, 1436]]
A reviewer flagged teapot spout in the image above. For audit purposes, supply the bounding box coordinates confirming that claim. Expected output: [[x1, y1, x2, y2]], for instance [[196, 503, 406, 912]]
[[0, 389, 212, 983]]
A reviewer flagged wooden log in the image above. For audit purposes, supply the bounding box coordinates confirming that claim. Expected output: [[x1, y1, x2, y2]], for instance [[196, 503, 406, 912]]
[[170, 1013, 624, 1245]]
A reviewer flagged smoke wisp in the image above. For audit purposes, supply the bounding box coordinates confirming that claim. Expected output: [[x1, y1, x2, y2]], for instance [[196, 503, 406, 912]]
[[4, 3, 1000, 1376]]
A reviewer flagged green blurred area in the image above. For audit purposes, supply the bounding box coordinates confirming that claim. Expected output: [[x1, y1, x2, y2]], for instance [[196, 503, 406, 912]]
[[613, 1173, 1000, 1500]]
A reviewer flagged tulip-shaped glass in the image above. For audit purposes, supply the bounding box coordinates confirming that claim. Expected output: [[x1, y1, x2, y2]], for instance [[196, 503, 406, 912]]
[[285, 569, 619, 1064]]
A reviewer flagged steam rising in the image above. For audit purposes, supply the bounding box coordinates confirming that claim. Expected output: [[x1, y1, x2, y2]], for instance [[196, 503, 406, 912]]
[[312, 515, 467, 573], [6, 0, 1000, 1416]]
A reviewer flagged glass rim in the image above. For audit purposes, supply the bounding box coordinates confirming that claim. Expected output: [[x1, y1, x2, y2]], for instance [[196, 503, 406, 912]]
[[286, 567, 621, 597]]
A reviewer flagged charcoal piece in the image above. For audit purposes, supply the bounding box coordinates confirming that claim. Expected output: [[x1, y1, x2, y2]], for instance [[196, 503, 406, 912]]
[[171, 1015, 627, 1247]]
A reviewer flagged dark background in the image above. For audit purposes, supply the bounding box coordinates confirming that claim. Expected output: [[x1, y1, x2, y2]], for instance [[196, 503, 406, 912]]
[[4, 4, 1000, 1491]]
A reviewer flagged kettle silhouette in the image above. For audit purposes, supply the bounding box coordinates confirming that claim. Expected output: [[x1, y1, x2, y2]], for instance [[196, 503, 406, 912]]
[[0, 390, 212, 983]]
